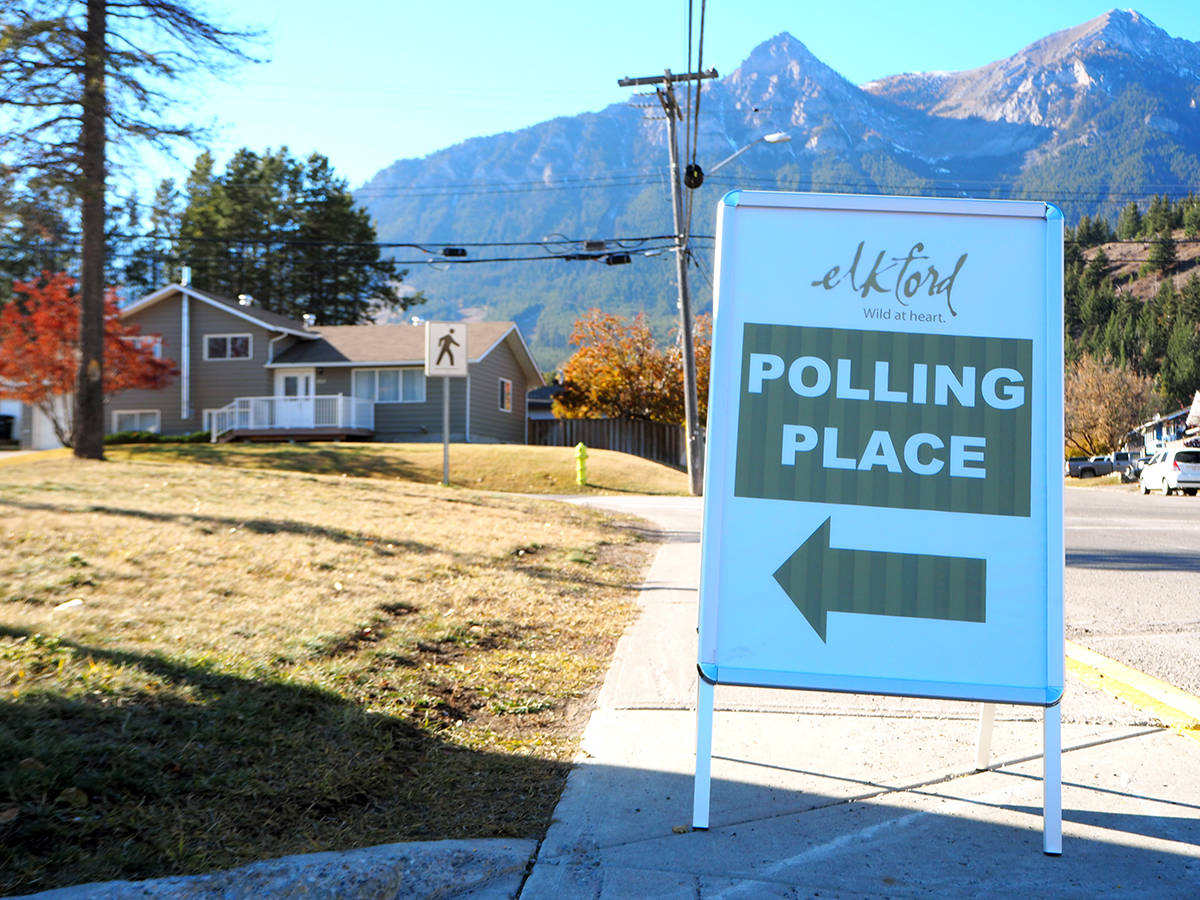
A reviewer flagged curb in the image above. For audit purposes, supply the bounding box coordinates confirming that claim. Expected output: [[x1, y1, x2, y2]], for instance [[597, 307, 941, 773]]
[[1066, 639, 1200, 742]]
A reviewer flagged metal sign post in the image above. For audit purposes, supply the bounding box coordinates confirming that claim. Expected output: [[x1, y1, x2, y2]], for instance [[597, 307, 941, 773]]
[[425, 323, 469, 486], [696, 191, 1064, 854]]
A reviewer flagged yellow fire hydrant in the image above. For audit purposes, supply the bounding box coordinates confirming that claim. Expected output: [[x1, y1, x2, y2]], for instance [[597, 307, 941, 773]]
[[575, 442, 588, 486]]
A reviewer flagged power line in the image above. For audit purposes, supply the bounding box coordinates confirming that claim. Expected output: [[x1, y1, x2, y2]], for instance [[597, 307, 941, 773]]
[[2, 232, 697, 249], [353, 172, 670, 199], [699, 172, 1199, 203]]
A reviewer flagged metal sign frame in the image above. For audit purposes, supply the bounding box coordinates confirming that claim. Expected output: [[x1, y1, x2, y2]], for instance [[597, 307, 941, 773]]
[[425, 322, 469, 378], [693, 191, 1064, 853]]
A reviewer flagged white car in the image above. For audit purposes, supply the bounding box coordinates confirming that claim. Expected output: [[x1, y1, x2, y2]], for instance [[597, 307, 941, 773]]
[[1139, 447, 1200, 496]]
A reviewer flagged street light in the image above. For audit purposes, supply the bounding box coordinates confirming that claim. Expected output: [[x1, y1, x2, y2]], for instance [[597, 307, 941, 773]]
[[673, 131, 791, 492], [618, 70, 790, 495], [684, 132, 792, 187], [710, 131, 791, 175]]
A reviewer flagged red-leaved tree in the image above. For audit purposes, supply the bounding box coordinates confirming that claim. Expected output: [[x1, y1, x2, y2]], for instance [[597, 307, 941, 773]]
[[553, 309, 712, 425], [0, 272, 176, 448]]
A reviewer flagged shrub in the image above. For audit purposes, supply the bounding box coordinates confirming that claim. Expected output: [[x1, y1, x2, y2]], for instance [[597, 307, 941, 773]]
[[103, 430, 210, 445]]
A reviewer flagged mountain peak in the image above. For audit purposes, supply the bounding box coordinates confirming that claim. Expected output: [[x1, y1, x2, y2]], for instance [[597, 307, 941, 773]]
[[738, 32, 825, 73], [1025, 7, 1176, 65], [862, 7, 1200, 129], [730, 30, 851, 91], [1085, 8, 1164, 41]]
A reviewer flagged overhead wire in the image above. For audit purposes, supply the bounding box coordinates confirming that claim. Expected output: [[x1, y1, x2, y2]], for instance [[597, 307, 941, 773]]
[[685, 0, 694, 171], [681, 0, 707, 283], [0, 231, 713, 269]]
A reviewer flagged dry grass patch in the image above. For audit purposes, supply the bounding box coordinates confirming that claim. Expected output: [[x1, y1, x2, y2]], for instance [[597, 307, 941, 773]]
[[0, 457, 654, 894], [106, 441, 689, 495]]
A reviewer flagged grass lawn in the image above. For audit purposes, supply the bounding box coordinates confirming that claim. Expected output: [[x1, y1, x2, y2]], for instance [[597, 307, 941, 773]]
[[0, 452, 657, 894], [105, 441, 690, 495]]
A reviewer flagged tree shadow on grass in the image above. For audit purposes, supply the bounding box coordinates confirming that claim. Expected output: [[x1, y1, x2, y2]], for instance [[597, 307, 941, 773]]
[[0, 497, 434, 557], [117, 444, 434, 483], [0, 626, 571, 897]]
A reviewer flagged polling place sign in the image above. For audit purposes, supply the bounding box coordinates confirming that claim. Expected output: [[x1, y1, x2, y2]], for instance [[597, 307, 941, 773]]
[[698, 192, 1064, 705]]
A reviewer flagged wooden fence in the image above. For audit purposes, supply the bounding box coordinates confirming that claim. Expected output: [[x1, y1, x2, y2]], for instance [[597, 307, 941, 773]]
[[528, 418, 692, 470]]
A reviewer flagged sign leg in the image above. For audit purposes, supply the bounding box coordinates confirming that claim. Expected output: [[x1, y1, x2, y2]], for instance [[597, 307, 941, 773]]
[[975, 702, 996, 770], [693, 675, 714, 829], [1043, 703, 1063, 855]]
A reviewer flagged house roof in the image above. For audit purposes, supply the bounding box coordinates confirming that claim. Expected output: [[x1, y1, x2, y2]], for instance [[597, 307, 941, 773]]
[[1132, 406, 1190, 434], [271, 322, 543, 384], [122, 284, 316, 337], [121, 284, 543, 385]]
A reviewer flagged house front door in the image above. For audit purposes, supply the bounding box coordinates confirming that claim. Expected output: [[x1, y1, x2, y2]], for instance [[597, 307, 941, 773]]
[[274, 369, 315, 428]]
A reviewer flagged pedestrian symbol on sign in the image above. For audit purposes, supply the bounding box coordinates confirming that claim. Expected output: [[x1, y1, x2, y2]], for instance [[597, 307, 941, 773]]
[[436, 328, 459, 366]]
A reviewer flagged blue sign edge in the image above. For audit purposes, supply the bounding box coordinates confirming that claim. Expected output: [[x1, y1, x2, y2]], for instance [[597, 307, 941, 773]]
[[697, 193, 1067, 709]]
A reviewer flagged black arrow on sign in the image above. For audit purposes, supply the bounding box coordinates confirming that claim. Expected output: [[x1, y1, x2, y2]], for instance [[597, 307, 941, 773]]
[[773, 518, 986, 643]]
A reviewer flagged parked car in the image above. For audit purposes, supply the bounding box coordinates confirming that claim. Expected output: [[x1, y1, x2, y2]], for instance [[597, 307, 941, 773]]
[[1127, 455, 1153, 481], [1138, 448, 1200, 495], [1065, 455, 1113, 478], [1109, 451, 1135, 473]]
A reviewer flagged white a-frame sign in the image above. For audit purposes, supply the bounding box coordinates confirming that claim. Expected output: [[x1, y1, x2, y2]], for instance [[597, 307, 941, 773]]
[[695, 191, 1065, 854]]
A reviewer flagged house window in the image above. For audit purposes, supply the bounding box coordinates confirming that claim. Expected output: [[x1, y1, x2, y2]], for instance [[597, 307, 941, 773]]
[[204, 333, 252, 360], [499, 378, 513, 413], [125, 335, 163, 358], [353, 368, 426, 403], [112, 410, 161, 433]]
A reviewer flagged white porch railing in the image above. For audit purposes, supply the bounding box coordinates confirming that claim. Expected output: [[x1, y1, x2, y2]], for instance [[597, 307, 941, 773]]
[[210, 394, 374, 442]]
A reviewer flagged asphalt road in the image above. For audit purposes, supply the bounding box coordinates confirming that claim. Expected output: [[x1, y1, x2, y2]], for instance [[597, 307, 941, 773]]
[[1066, 481, 1200, 696]]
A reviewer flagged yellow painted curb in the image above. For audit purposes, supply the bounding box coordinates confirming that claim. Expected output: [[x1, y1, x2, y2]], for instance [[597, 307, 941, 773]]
[[1066, 640, 1200, 745], [0, 448, 72, 468]]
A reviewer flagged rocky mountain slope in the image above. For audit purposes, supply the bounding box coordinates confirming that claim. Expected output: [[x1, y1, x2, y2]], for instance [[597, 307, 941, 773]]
[[357, 9, 1200, 367]]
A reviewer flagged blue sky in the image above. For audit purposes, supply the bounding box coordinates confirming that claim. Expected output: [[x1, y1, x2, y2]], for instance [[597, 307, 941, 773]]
[[148, 2, 1199, 192]]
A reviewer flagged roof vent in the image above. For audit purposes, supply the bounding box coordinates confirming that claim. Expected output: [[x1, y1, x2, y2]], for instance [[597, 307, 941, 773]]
[[302, 313, 316, 328], [237, 293, 254, 307]]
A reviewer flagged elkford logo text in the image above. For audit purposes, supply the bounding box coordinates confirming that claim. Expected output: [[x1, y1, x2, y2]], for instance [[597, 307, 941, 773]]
[[811, 241, 968, 320]]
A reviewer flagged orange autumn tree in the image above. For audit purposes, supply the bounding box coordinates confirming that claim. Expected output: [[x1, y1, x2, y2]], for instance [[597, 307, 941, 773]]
[[0, 272, 176, 448], [553, 309, 712, 424]]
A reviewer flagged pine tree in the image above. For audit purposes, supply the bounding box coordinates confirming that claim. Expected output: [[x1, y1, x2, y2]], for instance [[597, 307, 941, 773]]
[[1116, 201, 1143, 240], [0, 1, 254, 458], [1183, 195, 1200, 238], [1081, 248, 1110, 292], [0, 176, 74, 303], [1147, 232, 1176, 274], [1180, 273, 1200, 323], [175, 148, 421, 324], [1160, 317, 1200, 405], [1144, 194, 1171, 236], [1138, 291, 1166, 371]]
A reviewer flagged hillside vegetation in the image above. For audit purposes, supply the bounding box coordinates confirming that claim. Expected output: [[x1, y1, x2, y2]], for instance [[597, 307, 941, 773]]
[[1067, 194, 1200, 407]]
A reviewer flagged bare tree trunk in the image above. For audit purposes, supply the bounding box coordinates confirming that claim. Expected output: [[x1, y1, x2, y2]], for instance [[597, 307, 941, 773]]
[[75, 0, 108, 459]]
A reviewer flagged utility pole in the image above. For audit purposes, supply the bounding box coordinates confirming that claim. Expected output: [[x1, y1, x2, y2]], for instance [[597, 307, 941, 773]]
[[618, 68, 717, 496]]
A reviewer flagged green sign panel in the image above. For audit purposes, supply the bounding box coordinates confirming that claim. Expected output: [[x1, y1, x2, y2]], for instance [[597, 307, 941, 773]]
[[735, 324, 1033, 517]]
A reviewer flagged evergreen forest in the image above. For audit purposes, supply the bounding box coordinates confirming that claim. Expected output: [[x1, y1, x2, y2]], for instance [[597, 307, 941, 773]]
[[1065, 193, 1200, 408]]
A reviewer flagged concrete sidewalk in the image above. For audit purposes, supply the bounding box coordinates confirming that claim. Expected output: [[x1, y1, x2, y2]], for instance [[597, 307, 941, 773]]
[[521, 495, 1200, 898]]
